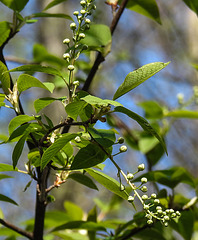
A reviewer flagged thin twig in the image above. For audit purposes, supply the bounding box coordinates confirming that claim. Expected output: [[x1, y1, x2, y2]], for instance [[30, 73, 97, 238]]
[[0, 218, 33, 240]]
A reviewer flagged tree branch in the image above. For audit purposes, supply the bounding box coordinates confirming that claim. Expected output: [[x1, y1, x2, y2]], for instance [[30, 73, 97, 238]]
[[0, 218, 33, 240]]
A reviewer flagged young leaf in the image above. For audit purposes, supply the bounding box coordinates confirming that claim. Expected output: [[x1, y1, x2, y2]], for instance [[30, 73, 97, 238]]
[[12, 135, 26, 169], [114, 106, 167, 154], [68, 173, 98, 190], [123, 0, 162, 24], [0, 21, 11, 47], [86, 168, 129, 200], [113, 62, 170, 100], [8, 115, 35, 135], [0, 194, 18, 206], [31, 12, 72, 21], [0, 61, 10, 95], [0, 0, 29, 11], [165, 110, 198, 119], [182, 0, 198, 15], [41, 133, 78, 169], [70, 144, 106, 170], [8, 64, 64, 79], [65, 101, 88, 121], [0, 163, 18, 171], [17, 74, 52, 94], [44, 0, 68, 11], [88, 127, 116, 148]]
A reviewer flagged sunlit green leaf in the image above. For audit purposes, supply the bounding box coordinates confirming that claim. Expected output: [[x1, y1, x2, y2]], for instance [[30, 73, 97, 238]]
[[0, 194, 18, 206], [44, 0, 68, 11], [70, 144, 106, 170], [0, 0, 29, 11], [165, 110, 198, 118], [65, 101, 88, 121], [0, 21, 11, 47], [0, 163, 18, 171], [0, 61, 10, 94], [34, 97, 57, 113], [68, 173, 98, 190], [0, 93, 5, 107], [64, 201, 84, 221], [86, 168, 129, 200], [113, 62, 170, 100]]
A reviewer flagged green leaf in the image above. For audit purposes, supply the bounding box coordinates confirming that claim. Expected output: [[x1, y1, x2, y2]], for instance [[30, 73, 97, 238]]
[[0, 163, 18, 171], [31, 12, 72, 21], [114, 106, 167, 154], [86, 169, 129, 200], [8, 64, 64, 79], [80, 24, 112, 56], [0, 0, 29, 11], [0, 193, 18, 205], [41, 133, 78, 169], [81, 94, 122, 107], [70, 144, 106, 170], [44, 0, 68, 11], [123, 0, 161, 24], [34, 97, 57, 113], [12, 135, 26, 169], [8, 115, 35, 135], [68, 173, 98, 190], [0, 61, 10, 94], [0, 174, 13, 180], [17, 74, 52, 94], [0, 93, 5, 107], [52, 220, 106, 232], [182, 0, 198, 15], [88, 127, 116, 148], [165, 110, 198, 118], [113, 62, 170, 100], [0, 21, 11, 47], [65, 101, 88, 121], [138, 136, 159, 154], [138, 101, 164, 119], [64, 201, 84, 221], [133, 166, 195, 189]]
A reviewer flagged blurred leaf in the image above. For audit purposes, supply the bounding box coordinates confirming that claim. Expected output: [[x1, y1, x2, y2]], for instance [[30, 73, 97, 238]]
[[8, 115, 35, 135], [138, 101, 164, 119], [0, 21, 10, 47], [0, 93, 5, 107], [88, 127, 116, 148], [123, 0, 161, 24], [64, 201, 84, 221], [44, 0, 68, 11], [23, 180, 32, 192], [0, 194, 18, 206], [170, 210, 195, 240], [12, 135, 26, 168], [87, 206, 97, 240], [113, 62, 170, 100], [0, 174, 13, 180], [8, 64, 64, 79], [70, 144, 106, 170], [68, 173, 98, 190], [52, 220, 106, 232], [0, 163, 18, 171], [114, 106, 167, 154], [0, 61, 10, 94], [65, 101, 88, 121], [182, 0, 198, 15], [133, 166, 195, 188], [31, 12, 72, 21], [183, 196, 198, 210], [86, 168, 129, 200], [138, 136, 159, 154], [0, 0, 29, 11], [41, 133, 78, 169], [165, 110, 198, 118], [146, 143, 165, 166], [44, 210, 71, 229], [17, 74, 53, 94]]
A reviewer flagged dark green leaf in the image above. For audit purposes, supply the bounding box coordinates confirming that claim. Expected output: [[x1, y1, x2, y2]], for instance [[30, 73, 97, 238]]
[[86, 168, 129, 200], [0, 60, 10, 94], [41, 133, 78, 169], [114, 106, 167, 154], [0, 21, 11, 47], [23, 180, 32, 192], [70, 144, 106, 170], [113, 62, 170, 100], [52, 220, 106, 232], [68, 173, 98, 190], [0, 163, 18, 171], [165, 110, 198, 118], [0, 194, 18, 205], [12, 135, 26, 169], [17, 74, 53, 94], [65, 101, 88, 121], [8, 64, 64, 79], [182, 0, 198, 15], [88, 127, 116, 147], [44, 0, 68, 11], [0, 0, 29, 11], [123, 0, 161, 24], [31, 12, 72, 21], [0, 174, 13, 180], [8, 115, 35, 135], [133, 167, 195, 189]]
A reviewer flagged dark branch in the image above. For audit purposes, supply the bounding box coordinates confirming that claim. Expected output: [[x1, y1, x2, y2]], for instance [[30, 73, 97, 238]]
[[0, 218, 33, 240]]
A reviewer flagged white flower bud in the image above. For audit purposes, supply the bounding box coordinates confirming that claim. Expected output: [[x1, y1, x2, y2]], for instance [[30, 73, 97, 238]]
[[85, 18, 91, 24], [156, 206, 162, 211], [141, 177, 147, 183], [126, 173, 134, 180], [80, 0, 86, 6], [142, 195, 148, 200], [151, 193, 157, 199], [176, 211, 181, 216], [154, 199, 160, 204], [118, 137, 124, 144], [79, 33, 85, 39], [73, 80, 80, 86], [138, 163, 145, 171], [70, 22, 77, 30], [80, 9, 86, 15], [73, 11, 79, 16], [128, 196, 134, 203], [74, 136, 81, 143], [68, 65, 75, 71], [164, 222, 168, 227], [119, 145, 127, 152], [164, 215, 170, 221], [63, 53, 70, 59], [144, 204, 150, 210], [141, 186, 148, 192], [63, 38, 70, 44], [147, 219, 153, 225]]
